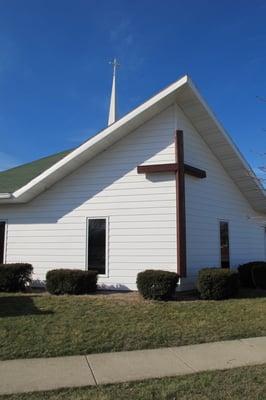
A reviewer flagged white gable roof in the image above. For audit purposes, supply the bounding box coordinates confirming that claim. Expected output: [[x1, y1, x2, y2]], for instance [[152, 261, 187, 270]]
[[1, 75, 265, 213]]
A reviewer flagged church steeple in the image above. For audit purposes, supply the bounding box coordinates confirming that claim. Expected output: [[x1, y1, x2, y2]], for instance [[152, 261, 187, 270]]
[[108, 58, 119, 126]]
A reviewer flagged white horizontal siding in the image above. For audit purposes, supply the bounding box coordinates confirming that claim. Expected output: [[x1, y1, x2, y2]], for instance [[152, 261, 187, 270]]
[[0, 106, 177, 290], [0, 102, 265, 290], [175, 104, 265, 286]]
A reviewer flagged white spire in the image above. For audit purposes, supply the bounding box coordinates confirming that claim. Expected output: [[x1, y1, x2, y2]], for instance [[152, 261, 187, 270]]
[[108, 58, 119, 126]]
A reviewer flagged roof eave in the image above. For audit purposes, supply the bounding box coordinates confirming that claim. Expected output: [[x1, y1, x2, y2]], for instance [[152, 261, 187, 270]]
[[0, 193, 12, 199], [0, 74, 265, 213], [182, 78, 266, 214], [187, 77, 266, 191], [1, 75, 189, 203]]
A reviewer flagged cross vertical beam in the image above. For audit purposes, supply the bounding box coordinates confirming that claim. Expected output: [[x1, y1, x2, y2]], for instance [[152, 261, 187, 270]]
[[175, 130, 187, 277], [137, 130, 206, 279]]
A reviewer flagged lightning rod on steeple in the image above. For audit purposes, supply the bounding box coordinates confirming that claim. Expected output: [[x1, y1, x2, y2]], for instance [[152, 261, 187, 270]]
[[108, 58, 120, 126]]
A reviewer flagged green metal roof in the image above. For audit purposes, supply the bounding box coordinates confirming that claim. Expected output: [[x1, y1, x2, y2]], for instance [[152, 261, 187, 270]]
[[0, 149, 72, 193]]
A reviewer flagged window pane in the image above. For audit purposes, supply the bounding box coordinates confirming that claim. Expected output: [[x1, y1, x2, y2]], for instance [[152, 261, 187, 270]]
[[220, 221, 230, 268], [0, 222, 6, 264], [87, 219, 106, 274]]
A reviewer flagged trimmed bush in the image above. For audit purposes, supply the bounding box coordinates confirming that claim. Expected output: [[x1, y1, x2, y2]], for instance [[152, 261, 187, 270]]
[[252, 264, 266, 290], [238, 261, 266, 288], [197, 268, 239, 300], [137, 269, 179, 300], [0, 263, 33, 292], [46, 269, 98, 295]]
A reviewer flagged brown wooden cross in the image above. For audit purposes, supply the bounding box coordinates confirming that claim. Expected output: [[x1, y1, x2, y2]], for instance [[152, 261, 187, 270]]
[[137, 130, 206, 278]]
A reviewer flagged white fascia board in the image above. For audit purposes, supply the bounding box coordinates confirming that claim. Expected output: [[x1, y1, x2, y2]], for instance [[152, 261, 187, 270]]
[[1, 73, 265, 212], [0, 193, 12, 199], [186, 77, 266, 198], [9, 75, 188, 202]]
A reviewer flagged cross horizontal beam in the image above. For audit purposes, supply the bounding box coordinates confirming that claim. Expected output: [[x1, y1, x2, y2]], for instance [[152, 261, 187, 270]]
[[137, 163, 206, 178], [137, 163, 177, 174], [184, 164, 206, 178]]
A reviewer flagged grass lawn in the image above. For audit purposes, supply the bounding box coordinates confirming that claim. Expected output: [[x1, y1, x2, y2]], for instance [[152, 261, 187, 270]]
[[0, 364, 265, 400], [0, 289, 265, 360]]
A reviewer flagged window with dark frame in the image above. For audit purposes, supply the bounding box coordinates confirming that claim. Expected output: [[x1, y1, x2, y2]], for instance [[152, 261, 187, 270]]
[[87, 218, 107, 275], [0, 222, 6, 264], [220, 221, 230, 268]]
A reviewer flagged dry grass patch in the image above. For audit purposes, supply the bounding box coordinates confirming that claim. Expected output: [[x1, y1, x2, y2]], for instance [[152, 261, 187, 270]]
[[0, 289, 265, 360]]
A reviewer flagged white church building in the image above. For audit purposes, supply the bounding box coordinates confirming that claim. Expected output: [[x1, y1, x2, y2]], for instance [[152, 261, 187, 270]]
[[0, 72, 266, 290]]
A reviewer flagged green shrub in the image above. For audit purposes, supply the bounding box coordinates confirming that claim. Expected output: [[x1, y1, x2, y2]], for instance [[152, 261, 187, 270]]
[[197, 268, 239, 300], [0, 263, 33, 292], [46, 269, 98, 295], [252, 264, 266, 290], [238, 261, 266, 288], [137, 269, 179, 300]]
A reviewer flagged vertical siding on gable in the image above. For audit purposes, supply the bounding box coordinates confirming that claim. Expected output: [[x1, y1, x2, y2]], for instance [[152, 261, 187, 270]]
[[0, 106, 177, 290]]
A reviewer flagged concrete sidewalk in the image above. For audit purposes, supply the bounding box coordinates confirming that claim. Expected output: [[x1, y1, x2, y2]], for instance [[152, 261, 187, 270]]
[[0, 337, 265, 395]]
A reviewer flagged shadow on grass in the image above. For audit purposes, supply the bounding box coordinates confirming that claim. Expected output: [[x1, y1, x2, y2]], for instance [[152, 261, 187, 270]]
[[173, 288, 266, 302], [237, 288, 266, 299], [174, 290, 200, 301], [0, 295, 54, 317]]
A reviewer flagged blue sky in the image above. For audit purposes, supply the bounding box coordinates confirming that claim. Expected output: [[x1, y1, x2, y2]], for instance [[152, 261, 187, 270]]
[[0, 0, 266, 177]]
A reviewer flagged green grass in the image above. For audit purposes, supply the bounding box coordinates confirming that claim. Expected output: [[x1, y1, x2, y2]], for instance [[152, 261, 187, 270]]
[[0, 290, 265, 360], [1, 365, 265, 400]]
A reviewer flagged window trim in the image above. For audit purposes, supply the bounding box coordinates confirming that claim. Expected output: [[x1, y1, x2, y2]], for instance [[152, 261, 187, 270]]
[[0, 220, 7, 264], [86, 217, 109, 278], [219, 220, 230, 269]]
